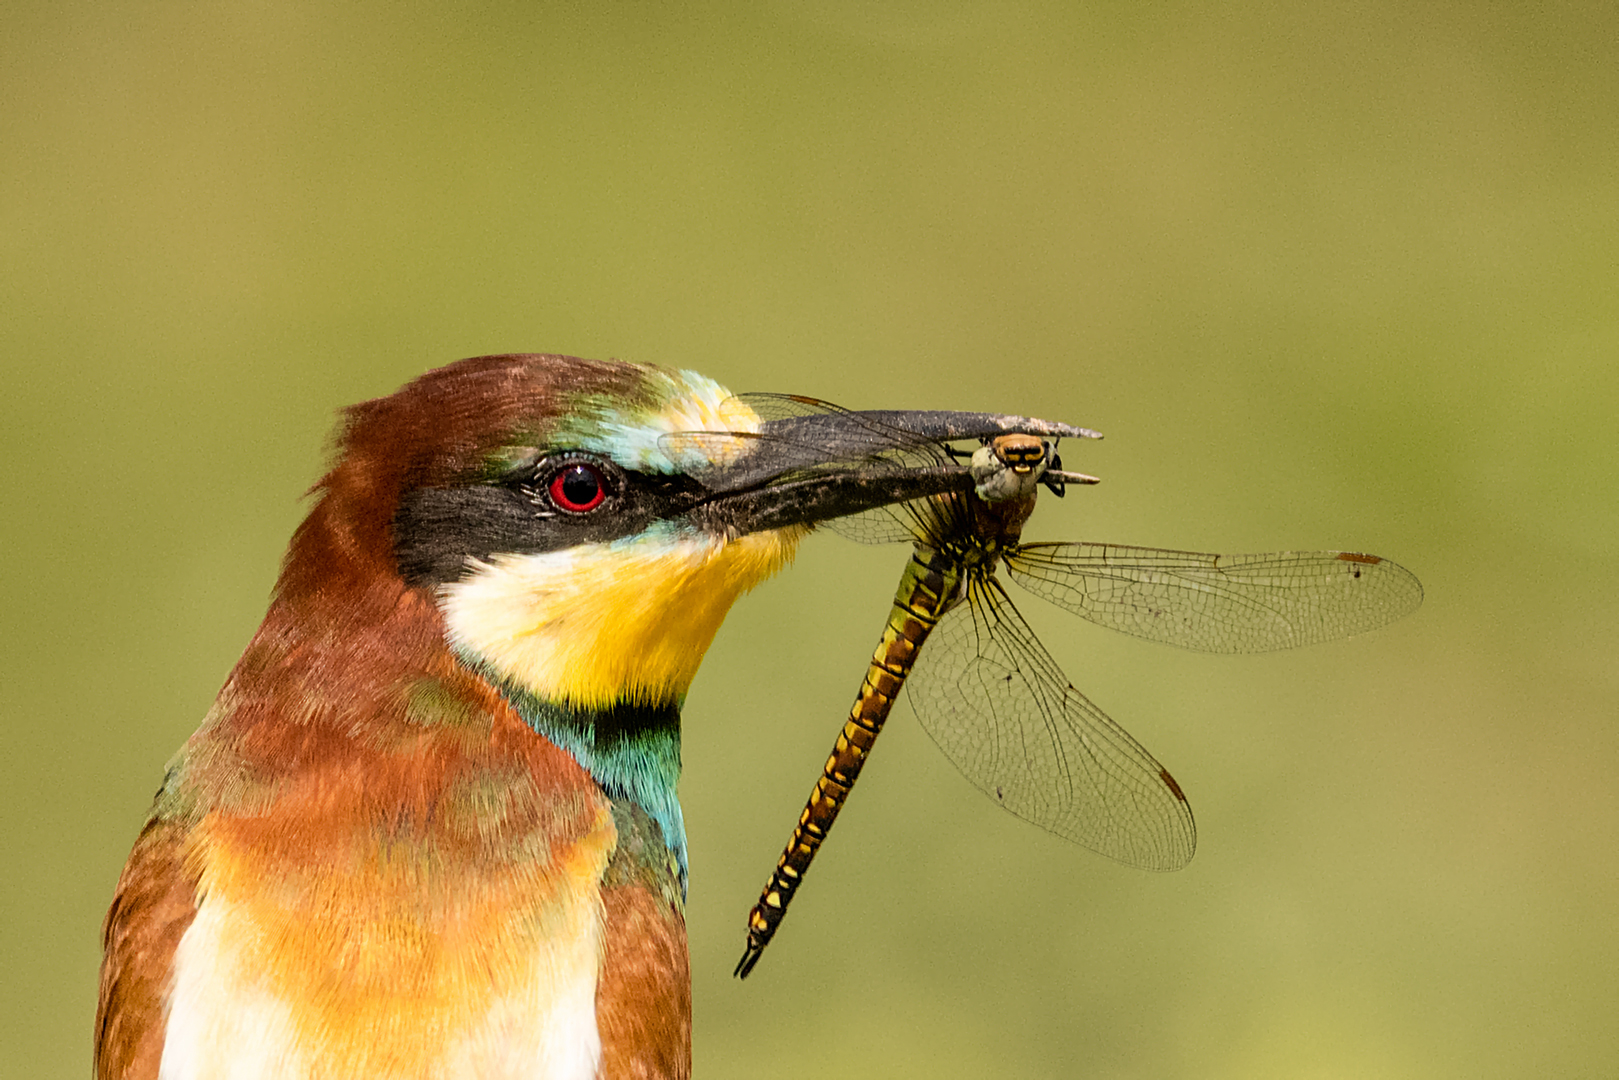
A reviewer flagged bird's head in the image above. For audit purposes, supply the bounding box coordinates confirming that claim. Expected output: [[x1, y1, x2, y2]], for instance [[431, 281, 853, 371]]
[[277, 353, 1083, 713]]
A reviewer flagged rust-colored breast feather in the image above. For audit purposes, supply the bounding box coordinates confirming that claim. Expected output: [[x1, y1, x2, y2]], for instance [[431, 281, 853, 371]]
[[95, 818, 198, 1080]]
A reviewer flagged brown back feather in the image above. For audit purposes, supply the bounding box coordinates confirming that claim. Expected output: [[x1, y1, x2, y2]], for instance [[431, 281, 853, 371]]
[[96, 819, 197, 1080], [597, 884, 692, 1080]]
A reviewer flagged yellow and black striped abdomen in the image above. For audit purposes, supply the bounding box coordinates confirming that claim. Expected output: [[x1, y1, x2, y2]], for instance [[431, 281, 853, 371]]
[[734, 546, 962, 977]]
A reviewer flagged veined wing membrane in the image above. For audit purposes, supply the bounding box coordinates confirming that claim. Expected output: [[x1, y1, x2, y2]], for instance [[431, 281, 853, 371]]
[[663, 394, 994, 544], [660, 394, 952, 494], [816, 502, 926, 545], [822, 473, 967, 546], [662, 392, 1097, 494], [1007, 544, 1424, 654], [718, 396, 1014, 546], [907, 572, 1196, 871]]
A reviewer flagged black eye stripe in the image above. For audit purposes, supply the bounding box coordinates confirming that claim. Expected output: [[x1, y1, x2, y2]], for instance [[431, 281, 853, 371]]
[[395, 456, 711, 587]]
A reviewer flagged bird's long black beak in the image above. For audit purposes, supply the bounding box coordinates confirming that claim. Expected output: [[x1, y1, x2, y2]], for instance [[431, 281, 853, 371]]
[[695, 461, 970, 535], [678, 407, 1099, 536]]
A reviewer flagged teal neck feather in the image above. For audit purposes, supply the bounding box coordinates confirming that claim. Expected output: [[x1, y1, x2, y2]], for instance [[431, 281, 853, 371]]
[[467, 657, 688, 895]]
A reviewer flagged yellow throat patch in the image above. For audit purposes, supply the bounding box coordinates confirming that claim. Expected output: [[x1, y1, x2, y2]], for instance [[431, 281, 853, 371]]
[[440, 525, 802, 709], [437, 375, 805, 709]]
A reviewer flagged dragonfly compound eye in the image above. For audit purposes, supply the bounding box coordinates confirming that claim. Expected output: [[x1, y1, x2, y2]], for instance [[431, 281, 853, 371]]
[[990, 433, 1048, 471]]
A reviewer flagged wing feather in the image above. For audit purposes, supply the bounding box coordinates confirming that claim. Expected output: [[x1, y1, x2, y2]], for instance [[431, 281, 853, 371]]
[[96, 817, 198, 1080]]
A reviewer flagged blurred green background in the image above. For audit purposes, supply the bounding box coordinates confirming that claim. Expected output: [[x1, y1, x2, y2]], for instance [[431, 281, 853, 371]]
[[4, 3, 1615, 1077]]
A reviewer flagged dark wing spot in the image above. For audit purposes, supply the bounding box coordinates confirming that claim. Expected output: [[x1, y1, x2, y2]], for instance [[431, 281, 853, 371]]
[[1159, 768, 1188, 802], [1336, 552, 1381, 565]]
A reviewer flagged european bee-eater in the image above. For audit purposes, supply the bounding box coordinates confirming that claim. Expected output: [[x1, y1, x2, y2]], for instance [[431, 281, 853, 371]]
[[96, 353, 1070, 1080]]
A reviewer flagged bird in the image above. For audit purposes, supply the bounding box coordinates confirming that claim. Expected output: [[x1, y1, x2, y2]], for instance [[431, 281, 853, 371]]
[[94, 353, 1071, 1080]]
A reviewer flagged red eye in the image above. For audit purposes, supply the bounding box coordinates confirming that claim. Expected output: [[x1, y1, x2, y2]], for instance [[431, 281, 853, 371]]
[[548, 462, 608, 513]]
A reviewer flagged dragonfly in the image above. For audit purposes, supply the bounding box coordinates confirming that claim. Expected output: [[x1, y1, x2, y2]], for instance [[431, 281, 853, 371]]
[[716, 411, 1424, 979]]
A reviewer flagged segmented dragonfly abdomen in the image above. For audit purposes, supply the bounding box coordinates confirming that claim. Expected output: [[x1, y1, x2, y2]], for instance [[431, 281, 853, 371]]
[[735, 547, 961, 977]]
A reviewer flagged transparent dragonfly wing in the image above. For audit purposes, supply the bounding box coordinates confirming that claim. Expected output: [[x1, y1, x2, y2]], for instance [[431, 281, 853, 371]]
[[739, 393, 1099, 451], [660, 393, 1099, 493], [660, 394, 954, 493], [816, 503, 923, 545], [906, 570, 1196, 871], [1006, 544, 1424, 653], [818, 466, 995, 546], [662, 394, 999, 544]]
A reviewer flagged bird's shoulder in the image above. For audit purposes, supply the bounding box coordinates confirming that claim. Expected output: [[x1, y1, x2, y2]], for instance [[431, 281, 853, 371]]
[[96, 815, 197, 1080]]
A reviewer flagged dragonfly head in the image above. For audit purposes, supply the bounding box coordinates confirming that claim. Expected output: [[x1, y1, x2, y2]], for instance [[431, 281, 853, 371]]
[[970, 434, 1050, 502], [968, 433, 1103, 502]]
